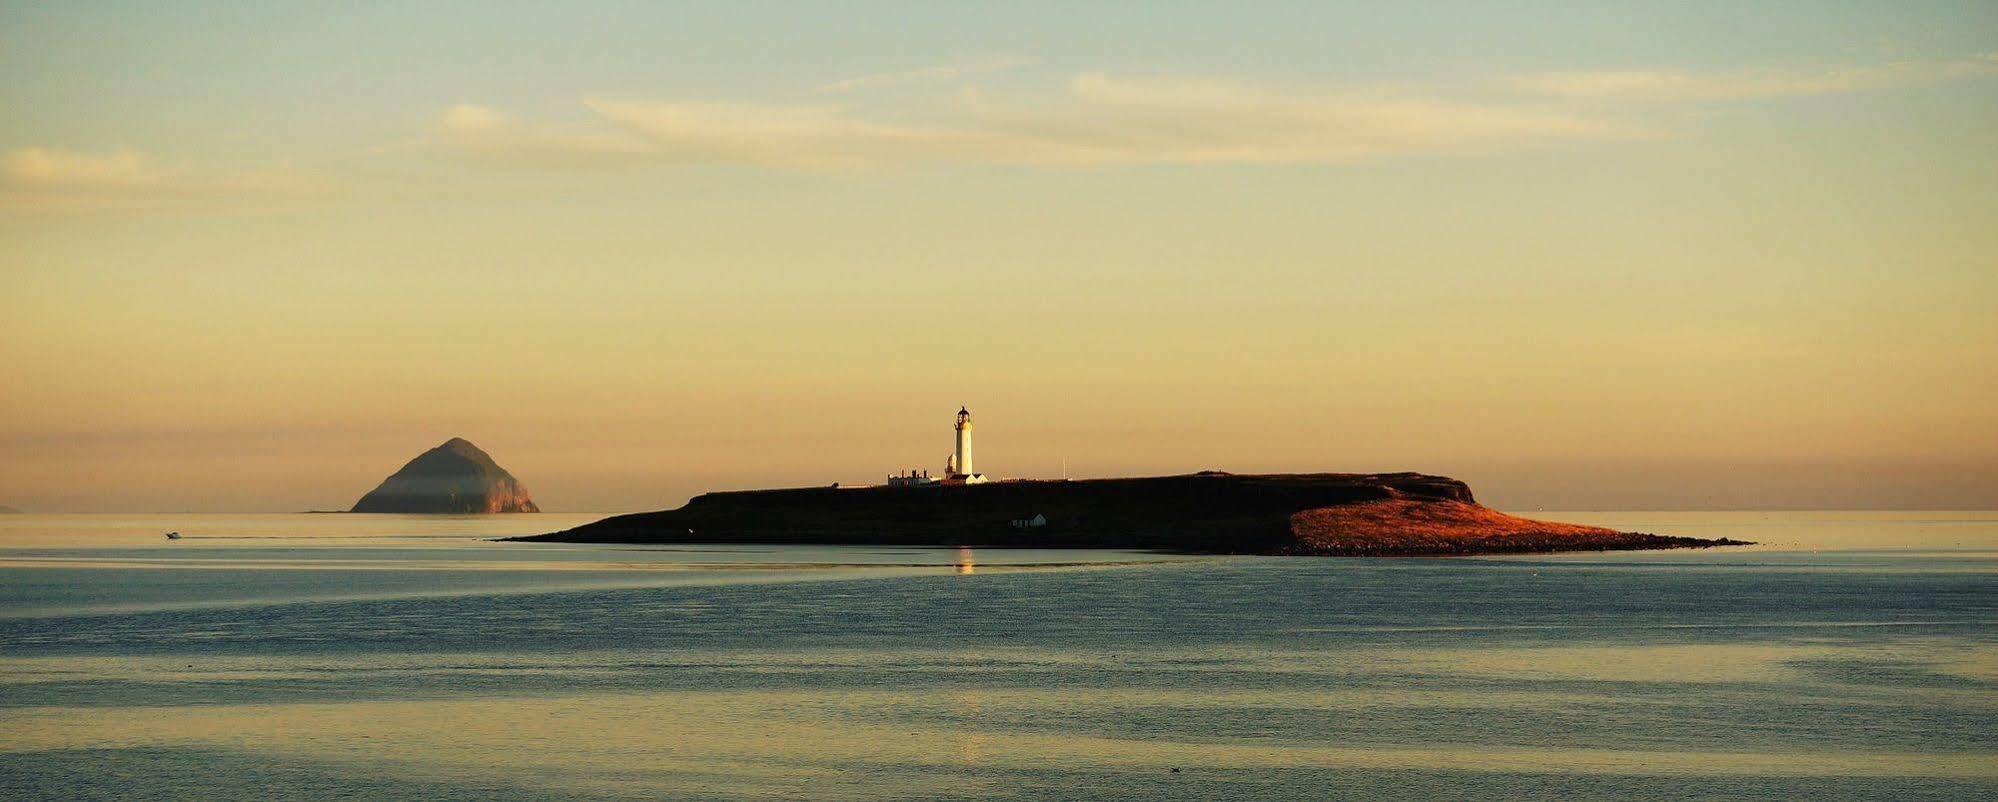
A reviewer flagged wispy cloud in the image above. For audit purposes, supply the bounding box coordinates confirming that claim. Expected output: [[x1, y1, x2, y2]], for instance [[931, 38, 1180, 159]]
[[579, 99, 971, 169], [966, 73, 1638, 166], [1509, 52, 1998, 101], [817, 55, 1032, 93], [1, 147, 324, 213], [435, 73, 1639, 171], [3, 147, 178, 188], [435, 53, 1995, 174], [433, 105, 656, 168]]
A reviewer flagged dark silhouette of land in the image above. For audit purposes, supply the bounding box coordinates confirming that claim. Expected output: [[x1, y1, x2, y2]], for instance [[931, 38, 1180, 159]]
[[508, 471, 1744, 556]]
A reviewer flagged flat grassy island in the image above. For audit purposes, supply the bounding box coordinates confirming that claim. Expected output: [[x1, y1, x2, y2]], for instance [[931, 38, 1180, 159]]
[[508, 472, 1746, 556]]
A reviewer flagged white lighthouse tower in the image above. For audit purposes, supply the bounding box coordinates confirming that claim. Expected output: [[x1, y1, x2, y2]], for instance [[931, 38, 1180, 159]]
[[888, 407, 987, 486], [953, 407, 974, 477], [945, 406, 986, 484]]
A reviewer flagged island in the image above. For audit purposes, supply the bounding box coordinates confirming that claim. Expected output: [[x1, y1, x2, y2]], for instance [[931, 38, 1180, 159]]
[[506, 471, 1746, 556], [351, 437, 539, 514]]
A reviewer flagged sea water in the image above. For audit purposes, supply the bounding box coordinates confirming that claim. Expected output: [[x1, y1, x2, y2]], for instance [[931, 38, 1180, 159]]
[[0, 512, 1992, 800]]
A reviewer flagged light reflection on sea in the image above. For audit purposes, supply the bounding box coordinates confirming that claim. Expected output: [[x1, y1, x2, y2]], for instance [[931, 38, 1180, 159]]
[[0, 511, 1993, 800]]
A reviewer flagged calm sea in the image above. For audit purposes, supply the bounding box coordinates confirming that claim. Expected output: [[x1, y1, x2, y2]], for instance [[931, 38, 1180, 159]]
[[0, 511, 1993, 800]]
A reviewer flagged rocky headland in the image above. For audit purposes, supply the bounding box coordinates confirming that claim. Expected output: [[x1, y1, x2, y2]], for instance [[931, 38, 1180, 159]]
[[508, 471, 1743, 556], [351, 438, 539, 514]]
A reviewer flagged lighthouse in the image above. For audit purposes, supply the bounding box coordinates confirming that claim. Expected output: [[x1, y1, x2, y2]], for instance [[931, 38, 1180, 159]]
[[888, 407, 987, 486], [942, 407, 986, 484], [953, 407, 974, 477]]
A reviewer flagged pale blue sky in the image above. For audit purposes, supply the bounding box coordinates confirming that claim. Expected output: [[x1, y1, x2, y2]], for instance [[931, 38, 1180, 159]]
[[5, 2, 1995, 159]]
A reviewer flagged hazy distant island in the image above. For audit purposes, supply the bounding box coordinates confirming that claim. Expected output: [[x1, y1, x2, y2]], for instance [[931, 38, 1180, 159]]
[[351, 437, 539, 514], [510, 471, 1744, 556], [0, 505, 22, 514]]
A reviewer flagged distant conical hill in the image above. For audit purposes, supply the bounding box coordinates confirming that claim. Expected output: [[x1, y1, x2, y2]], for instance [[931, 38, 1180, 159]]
[[350, 438, 539, 514]]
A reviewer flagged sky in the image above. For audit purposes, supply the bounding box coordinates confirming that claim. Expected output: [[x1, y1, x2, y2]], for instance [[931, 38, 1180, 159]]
[[2, 1, 1995, 512]]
